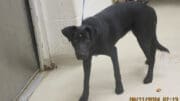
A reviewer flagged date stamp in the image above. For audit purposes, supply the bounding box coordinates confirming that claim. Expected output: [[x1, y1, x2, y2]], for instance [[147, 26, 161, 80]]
[[130, 97, 179, 101]]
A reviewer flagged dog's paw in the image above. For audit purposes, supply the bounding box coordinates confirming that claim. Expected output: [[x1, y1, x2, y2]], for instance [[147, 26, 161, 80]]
[[143, 76, 153, 84], [115, 87, 124, 95], [79, 96, 88, 101]]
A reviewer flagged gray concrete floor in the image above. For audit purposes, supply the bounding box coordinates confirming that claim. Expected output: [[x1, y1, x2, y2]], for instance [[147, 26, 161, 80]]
[[30, 4, 180, 101]]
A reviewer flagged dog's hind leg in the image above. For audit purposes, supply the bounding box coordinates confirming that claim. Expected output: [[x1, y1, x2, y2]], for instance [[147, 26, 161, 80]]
[[133, 28, 157, 84], [80, 57, 92, 101], [144, 42, 156, 84], [138, 37, 156, 84], [109, 47, 124, 94]]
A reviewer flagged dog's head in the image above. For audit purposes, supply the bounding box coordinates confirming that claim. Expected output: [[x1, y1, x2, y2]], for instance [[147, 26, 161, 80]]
[[61, 25, 96, 60]]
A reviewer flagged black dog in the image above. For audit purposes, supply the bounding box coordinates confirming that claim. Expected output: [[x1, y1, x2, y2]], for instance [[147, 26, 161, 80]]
[[62, 1, 169, 101]]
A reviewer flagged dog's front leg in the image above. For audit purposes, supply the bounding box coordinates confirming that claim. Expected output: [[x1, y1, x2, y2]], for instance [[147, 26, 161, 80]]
[[79, 57, 92, 101], [110, 47, 124, 94]]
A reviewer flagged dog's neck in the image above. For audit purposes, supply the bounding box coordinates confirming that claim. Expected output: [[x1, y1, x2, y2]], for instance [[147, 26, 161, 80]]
[[82, 17, 104, 34], [82, 17, 105, 55]]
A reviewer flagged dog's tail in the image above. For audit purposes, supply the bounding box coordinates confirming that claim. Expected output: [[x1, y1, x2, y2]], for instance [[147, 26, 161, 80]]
[[155, 39, 170, 53]]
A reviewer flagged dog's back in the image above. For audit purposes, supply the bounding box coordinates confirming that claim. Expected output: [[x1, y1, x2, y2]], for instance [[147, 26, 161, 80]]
[[83, 2, 157, 45]]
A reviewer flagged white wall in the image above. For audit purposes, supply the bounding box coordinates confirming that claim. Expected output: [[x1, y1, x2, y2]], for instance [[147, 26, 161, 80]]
[[84, 0, 112, 18], [38, 0, 83, 59], [32, 0, 113, 66]]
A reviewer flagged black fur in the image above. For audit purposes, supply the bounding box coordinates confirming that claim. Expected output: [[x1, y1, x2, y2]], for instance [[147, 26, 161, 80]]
[[61, 2, 169, 101]]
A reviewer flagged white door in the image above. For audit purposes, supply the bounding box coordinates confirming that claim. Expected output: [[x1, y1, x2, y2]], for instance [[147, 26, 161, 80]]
[[0, 0, 39, 100]]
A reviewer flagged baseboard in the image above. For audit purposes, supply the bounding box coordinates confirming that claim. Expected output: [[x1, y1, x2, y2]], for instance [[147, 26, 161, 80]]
[[15, 70, 47, 101]]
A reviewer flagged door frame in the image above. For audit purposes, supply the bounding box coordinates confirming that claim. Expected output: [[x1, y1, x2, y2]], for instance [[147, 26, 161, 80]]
[[25, 0, 40, 68], [28, 0, 55, 70], [15, 0, 50, 100]]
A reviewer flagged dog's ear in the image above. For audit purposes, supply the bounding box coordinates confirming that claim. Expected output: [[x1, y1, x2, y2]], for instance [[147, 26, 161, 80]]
[[84, 25, 96, 40], [61, 26, 77, 41]]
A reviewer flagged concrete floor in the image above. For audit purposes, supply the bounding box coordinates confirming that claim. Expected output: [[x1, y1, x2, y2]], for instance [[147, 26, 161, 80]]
[[30, 4, 180, 101]]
